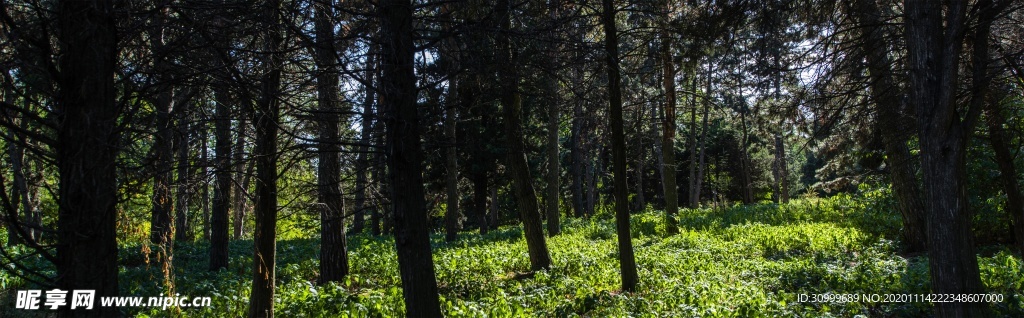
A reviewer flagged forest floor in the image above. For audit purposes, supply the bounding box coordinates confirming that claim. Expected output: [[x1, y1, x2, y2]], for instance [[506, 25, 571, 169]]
[[3, 192, 1023, 317]]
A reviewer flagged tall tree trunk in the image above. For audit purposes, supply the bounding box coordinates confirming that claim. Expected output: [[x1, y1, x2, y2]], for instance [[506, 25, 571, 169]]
[[175, 113, 192, 242], [851, 0, 927, 252], [602, 0, 638, 292], [444, 87, 461, 242], [150, 90, 174, 245], [313, 0, 349, 284], [201, 122, 211, 241], [248, 1, 284, 316], [694, 66, 711, 207], [660, 22, 679, 234], [686, 65, 699, 208], [210, 88, 232, 271], [149, 9, 175, 247], [353, 47, 376, 235], [379, 0, 443, 314], [570, 97, 586, 218], [4, 84, 24, 246], [545, 58, 561, 237], [55, 1, 120, 316], [233, 117, 249, 239], [496, 0, 552, 271], [905, 0, 986, 316], [634, 104, 646, 212]]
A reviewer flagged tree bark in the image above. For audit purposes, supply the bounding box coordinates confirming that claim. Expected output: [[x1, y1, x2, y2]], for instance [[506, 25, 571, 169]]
[[175, 112, 192, 242], [233, 117, 250, 239], [353, 46, 377, 235], [496, 0, 552, 271], [659, 27, 679, 233], [851, 0, 928, 252], [602, 0, 639, 292], [694, 65, 711, 207], [379, 0, 443, 314], [313, 0, 349, 284], [150, 90, 173, 245], [210, 87, 232, 271], [55, 1, 120, 316], [545, 58, 561, 237], [444, 85, 461, 242], [905, 0, 986, 316], [248, 1, 284, 316]]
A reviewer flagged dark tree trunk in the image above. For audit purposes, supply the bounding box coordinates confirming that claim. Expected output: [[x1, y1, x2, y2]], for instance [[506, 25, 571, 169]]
[[851, 0, 928, 252], [233, 117, 250, 239], [175, 114, 192, 242], [379, 0, 443, 314], [496, 0, 552, 271], [686, 65, 699, 207], [210, 88, 232, 271], [570, 97, 586, 218], [313, 0, 349, 284], [248, 1, 284, 316], [545, 74, 561, 237], [201, 123, 211, 241], [905, 0, 986, 316], [602, 0, 639, 292], [444, 95, 461, 242], [489, 181, 499, 227], [544, 34, 561, 236], [474, 172, 489, 235], [353, 47, 377, 235], [693, 66, 711, 207], [659, 28, 679, 233], [55, 1, 120, 316], [151, 89, 175, 245]]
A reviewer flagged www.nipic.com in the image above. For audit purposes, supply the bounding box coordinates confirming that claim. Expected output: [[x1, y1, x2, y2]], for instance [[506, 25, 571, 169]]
[[15, 289, 212, 310]]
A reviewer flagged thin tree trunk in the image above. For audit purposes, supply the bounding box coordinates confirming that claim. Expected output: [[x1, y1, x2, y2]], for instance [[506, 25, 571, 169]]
[[659, 12, 679, 233], [545, 60, 561, 236], [233, 118, 249, 239], [694, 66, 711, 207], [175, 114, 192, 242], [4, 84, 23, 246], [444, 92, 461, 242], [151, 91, 175, 245], [602, 0, 638, 292], [210, 87, 232, 271], [570, 97, 586, 218], [201, 122, 210, 241], [248, 0, 284, 315], [687, 65, 699, 208], [353, 48, 376, 235], [55, 1, 120, 315]]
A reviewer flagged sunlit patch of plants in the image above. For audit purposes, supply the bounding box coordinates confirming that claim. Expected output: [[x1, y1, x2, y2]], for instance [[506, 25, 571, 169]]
[[2, 191, 1022, 317]]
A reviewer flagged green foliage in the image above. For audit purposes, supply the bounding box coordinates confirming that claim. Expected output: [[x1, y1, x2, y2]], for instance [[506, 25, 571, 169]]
[[2, 194, 1022, 317]]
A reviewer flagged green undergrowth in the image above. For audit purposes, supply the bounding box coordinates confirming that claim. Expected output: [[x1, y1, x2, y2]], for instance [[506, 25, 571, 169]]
[[3, 194, 1023, 317]]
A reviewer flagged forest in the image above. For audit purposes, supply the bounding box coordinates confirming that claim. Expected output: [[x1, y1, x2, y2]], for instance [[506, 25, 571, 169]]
[[0, 0, 1023, 317]]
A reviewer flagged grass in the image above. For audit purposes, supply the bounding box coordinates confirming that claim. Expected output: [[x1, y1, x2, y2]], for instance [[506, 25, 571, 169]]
[[2, 192, 1023, 317]]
